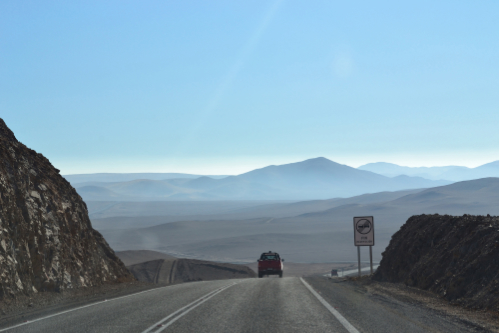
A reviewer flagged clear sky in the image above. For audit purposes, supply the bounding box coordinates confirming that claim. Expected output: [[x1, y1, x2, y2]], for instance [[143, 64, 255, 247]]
[[1, 1, 498, 175]]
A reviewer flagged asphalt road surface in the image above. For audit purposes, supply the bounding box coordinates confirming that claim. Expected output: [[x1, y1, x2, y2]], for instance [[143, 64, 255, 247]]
[[0, 277, 486, 333]]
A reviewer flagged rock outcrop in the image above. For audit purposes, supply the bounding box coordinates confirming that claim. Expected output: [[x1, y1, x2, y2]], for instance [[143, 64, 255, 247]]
[[373, 214, 499, 312], [128, 258, 256, 284], [0, 118, 134, 298]]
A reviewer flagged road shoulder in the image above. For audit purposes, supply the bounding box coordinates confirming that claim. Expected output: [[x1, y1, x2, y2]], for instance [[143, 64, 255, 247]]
[[305, 276, 499, 333], [0, 281, 161, 329], [360, 277, 499, 333]]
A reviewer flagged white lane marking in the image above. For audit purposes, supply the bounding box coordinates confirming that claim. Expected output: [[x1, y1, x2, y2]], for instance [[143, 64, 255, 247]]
[[0, 283, 221, 332], [153, 284, 236, 333], [142, 283, 236, 333], [300, 278, 360, 333], [141, 285, 230, 333]]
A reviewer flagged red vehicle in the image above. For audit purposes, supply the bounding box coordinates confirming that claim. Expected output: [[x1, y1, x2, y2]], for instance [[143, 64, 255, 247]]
[[257, 251, 284, 278]]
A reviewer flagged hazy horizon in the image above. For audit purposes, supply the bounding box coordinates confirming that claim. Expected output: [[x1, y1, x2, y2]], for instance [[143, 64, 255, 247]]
[[61, 157, 499, 177]]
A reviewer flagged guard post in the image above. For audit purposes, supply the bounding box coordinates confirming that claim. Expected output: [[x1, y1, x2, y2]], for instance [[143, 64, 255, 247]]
[[353, 216, 375, 277]]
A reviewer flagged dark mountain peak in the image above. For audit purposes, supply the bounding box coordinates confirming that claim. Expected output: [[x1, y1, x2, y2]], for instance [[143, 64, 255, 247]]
[[293, 157, 370, 174], [0, 118, 18, 143], [301, 157, 340, 166], [239, 157, 348, 177], [278, 157, 347, 170]]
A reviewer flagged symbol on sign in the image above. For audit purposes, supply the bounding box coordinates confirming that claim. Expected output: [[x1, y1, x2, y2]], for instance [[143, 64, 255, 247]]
[[356, 219, 372, 234]]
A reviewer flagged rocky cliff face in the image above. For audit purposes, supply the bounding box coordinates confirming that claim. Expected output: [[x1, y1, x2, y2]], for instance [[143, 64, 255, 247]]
[[0, 119, 134, 298], [373, 214, 499, 312]]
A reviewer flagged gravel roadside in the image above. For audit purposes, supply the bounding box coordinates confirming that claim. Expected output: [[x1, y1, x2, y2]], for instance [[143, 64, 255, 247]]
[[351, 275, 499, 332], [0, 281, 164, 329]]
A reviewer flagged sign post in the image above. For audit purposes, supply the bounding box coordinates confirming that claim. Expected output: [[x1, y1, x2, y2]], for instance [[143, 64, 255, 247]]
[[369, 246, 373, 274], [357, 246, 361, 277], [353, 216, 375, 277]]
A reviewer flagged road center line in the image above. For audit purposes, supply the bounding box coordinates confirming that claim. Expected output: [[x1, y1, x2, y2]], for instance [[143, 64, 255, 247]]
[[142, 283, 236, 333], [300, 278, 360, 333], [153, 283, 236, 332]]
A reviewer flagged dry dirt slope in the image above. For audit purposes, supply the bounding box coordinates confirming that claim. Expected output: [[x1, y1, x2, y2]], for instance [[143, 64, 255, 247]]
[[373, 214, 499, 312], [128, 258, 256, 284], [115, 250, 176, 266]]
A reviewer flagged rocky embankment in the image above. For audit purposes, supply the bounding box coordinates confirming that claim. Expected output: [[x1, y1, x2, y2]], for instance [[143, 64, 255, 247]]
[[128, 258, 256, 284], [0, 118, 134, 299], [373, 214, 499, 312]]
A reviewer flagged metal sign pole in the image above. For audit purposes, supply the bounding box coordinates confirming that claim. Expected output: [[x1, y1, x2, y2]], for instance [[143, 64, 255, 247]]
[[369, 246, 373, 275], [353, 216, 374, 278], [357, 246, 361, 277]]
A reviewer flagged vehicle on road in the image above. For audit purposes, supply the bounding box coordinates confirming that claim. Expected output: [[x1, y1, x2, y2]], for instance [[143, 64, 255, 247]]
[[257, 251, 284, 278]]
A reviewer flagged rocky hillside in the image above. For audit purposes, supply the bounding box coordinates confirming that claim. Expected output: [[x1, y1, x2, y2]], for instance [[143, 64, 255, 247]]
[[373, 214, 499, 312], [0, 119, 134, 298], [128, 259, 256, 284]]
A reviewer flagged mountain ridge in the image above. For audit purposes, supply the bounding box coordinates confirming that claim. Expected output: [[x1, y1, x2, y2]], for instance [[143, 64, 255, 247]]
[[63, 173, 229, 184], [99, 177, 499, 263], [359, 161, 499, 181], [74, 157, 450, 201]]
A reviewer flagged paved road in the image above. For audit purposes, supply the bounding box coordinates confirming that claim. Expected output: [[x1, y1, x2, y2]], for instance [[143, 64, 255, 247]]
[[0, 277, 486, 333]]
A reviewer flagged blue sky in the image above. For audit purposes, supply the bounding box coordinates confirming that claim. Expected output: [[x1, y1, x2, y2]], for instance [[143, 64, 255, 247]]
[[1, 1, 498, 175]]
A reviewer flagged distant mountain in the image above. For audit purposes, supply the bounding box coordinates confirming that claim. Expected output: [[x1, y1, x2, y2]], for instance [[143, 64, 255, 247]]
[[227, 157, 449, 199], [63, 173, 228, 184], [100, 177, 499, 263], [284, 177, 499, 237], [76, 185, 125, 201], [75, 157, 450, 201], [472, 161, 499, 178], [391, 177, 499, 208], [358, 161, 499, 181], [357, 162, 465, 179], [89, 188, 423, 229]]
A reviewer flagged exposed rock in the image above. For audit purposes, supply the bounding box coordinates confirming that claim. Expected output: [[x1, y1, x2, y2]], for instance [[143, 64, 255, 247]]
[[0, 118, 134, 299], [128, 259, 256, 284], [373, 214, 499, 312]]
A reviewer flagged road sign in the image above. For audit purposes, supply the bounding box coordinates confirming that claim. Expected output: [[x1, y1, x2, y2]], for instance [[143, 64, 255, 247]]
[[353, 216, 374, 246]]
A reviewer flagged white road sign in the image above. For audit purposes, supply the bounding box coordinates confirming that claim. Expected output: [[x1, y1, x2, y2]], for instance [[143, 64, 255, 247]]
[[353, 216, 374, 246]]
